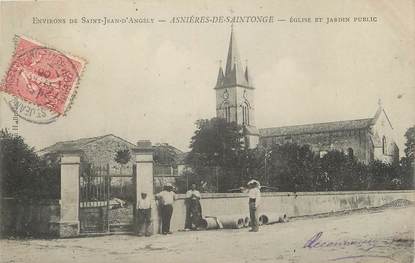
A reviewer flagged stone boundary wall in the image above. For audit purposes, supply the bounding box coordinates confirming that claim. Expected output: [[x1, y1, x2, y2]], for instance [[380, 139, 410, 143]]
[[0, 198, 60, 237], [1, 190, 413, 237], [164, 190, 415, 232]]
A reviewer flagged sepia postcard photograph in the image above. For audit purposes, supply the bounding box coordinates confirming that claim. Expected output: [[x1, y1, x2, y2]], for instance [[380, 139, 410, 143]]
[[0, 0, 414, 262]]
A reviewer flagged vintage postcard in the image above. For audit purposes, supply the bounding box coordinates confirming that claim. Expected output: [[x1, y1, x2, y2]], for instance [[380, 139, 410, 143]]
[[0, 1, 414, 263]]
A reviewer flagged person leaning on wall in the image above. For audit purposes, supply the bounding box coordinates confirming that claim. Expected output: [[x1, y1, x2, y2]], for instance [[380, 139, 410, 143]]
[[155, 183, 177, 235], [136, 192, 152, 237], [241, 179, 261, 232], [184, 183, 203, 231]]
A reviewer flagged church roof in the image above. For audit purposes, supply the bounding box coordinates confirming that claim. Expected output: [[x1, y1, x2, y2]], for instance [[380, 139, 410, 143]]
[[259, 118, 374, 138], [215, 27, 251, 89]]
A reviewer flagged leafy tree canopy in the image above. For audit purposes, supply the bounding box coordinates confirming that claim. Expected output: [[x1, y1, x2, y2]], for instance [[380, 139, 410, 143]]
[[186, 118, 244, 168], [114, 149, 131, 165], [186, 118, 247, 191], [0, 129, 60, 199], [403, 125, 415, 158]]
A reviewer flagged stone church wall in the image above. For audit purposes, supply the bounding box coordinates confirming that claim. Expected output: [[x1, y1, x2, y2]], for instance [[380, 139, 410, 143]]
[[260, 128, 370, 163], [370, 111, 399, 164]]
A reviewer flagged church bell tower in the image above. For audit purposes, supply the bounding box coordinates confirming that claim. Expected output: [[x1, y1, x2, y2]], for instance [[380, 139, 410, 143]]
[[215, 27, 259, 148]]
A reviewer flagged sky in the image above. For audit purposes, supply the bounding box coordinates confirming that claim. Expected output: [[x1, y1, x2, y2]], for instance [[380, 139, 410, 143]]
[[0, 0, 414, 154]]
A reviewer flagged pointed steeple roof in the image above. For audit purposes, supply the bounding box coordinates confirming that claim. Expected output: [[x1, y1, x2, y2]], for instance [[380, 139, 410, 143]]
[[225, 26, 242, 76], [216, 66, 224, 87], [216, 26, 252, 89]]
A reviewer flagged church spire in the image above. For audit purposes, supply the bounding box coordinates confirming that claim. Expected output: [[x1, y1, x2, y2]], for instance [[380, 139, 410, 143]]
[[225, 25, 242, 75], [220, 26, 250, 88]]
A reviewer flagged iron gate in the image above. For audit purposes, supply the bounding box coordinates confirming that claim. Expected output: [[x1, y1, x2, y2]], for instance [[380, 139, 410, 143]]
[[79, 164, 136, 234]]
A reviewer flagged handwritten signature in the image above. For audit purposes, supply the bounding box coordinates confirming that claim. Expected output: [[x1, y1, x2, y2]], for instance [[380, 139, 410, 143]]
[[303, 231, 412, 262], [303, 231, 378, 250]]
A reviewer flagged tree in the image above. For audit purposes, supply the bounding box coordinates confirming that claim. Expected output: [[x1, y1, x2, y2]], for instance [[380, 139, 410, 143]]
[[0, 130, 39, 198], [403, 125, 415, 158], [34, 152, 61, 199], [398, 125, 415, 189], [0, 129, 60, 199], [318, 150, 369, 191], [266, 143, 318, 192], [114, 149, 131, 165], [367, 161, 400, 190], [186, 118, 246, 192]]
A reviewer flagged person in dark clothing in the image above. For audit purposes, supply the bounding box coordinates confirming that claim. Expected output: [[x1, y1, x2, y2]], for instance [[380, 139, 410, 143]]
[[185, 184, 203, 230], [156, 183, 176, 234]]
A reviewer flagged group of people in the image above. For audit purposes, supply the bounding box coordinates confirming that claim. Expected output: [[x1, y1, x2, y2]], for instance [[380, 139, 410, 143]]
[[136, 180, 262, 236], [136, 183, 177, 236]]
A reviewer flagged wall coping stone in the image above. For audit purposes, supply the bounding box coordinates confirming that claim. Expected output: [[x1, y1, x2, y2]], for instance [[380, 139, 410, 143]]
[[174, 190, 415, 200]]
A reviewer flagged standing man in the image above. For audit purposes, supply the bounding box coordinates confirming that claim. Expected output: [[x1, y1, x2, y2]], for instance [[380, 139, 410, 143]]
[[185, 183, 203, 230], [137, 192, 152, 237], [247, 179, 261, 232], [156, 183, 177, 235]]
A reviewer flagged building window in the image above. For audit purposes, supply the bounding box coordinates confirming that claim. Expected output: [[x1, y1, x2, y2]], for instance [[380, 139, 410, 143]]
[[247, 106, 250, 125], [223, 103, 231, 123], [241, 102, 250, 125], [242, 105, 246, 125], [242, 106, 245, 124], [382, 136, 387, 154]]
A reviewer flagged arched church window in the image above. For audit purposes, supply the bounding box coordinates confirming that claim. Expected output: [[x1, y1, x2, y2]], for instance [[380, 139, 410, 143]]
[[382, 136, 387, 154], [247, 105, 250, 125], [222, 102, 231, 123], [241, 102, 250, 125], [226, 106, 231, 122]]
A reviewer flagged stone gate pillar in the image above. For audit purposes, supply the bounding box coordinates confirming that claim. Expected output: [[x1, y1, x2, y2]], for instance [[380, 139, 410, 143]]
[[133, 140, 158, 233], [59, 150, 81, 237]]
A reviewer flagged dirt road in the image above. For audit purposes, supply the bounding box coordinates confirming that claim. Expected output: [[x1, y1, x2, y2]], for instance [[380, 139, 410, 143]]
[[1, 206, 414, 263]]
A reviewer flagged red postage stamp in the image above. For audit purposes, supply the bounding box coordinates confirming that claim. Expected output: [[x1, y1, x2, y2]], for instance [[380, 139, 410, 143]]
[[1, 35, 86, 123]]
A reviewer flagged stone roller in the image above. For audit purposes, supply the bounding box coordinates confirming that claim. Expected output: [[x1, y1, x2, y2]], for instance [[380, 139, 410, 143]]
[[199, 217, 220, 230], [238, 215, 251, 228], [259, 213, 288, 225], [216, 215, 245, 229]]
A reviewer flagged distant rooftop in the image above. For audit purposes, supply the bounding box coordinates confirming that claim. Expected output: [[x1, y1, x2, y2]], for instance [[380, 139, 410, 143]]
[[37, 134, 136, 154]]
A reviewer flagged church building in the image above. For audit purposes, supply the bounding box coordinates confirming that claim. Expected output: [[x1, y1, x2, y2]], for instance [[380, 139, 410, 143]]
[[259, 104, 399, 164], [214, 28, 399, 164]]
